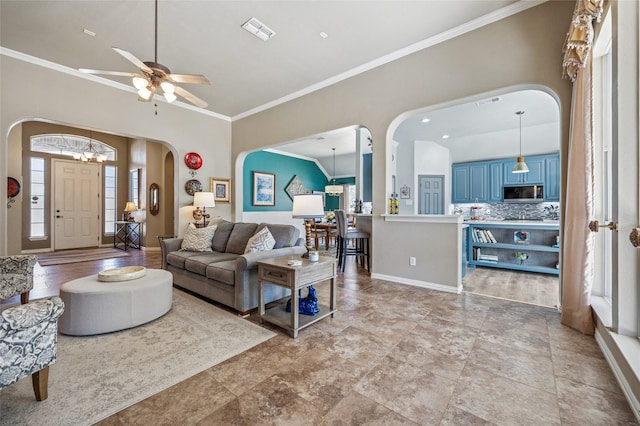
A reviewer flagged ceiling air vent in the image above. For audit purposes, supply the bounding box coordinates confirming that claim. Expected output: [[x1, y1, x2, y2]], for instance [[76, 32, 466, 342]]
[[476, 96, 501, 106], [242, 17, 276, 41]]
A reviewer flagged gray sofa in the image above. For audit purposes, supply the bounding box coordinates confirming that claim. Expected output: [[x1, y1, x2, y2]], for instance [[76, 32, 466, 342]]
[[160, 218, 306, 314]]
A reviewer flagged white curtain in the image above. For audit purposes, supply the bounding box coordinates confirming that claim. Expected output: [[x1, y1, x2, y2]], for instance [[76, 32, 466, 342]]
[[560, 0, 603, 335]]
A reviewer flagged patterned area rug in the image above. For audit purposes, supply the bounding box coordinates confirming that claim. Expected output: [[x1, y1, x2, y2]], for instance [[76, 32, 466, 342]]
[[36, 248, 130, 266], [0, 289, 275, 425]]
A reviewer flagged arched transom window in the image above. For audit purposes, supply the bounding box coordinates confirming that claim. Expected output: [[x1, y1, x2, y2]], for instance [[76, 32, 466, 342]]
[[31, 134, 116, 162]]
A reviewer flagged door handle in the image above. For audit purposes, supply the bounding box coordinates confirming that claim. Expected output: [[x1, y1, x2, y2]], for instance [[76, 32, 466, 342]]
[[629, 228, 640, 248], [588, 220, 618, 232], [56, 215, 63, 219]]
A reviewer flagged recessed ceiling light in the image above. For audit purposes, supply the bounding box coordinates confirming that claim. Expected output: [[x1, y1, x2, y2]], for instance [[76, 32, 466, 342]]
[[241, 17, 276, 41], [83, 28, 96, 37], [421, 118, 431, 123], [320, 32, 329, 39], [442, 135, 449, 139]]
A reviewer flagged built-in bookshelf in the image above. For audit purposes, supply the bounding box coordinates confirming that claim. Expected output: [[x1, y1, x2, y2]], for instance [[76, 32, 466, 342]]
[[467, 222, 560, 275]]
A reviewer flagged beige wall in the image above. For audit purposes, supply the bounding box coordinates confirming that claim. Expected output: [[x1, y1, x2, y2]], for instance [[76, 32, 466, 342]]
[[232, 1, 575, 288], [1, 55, 232, 254]]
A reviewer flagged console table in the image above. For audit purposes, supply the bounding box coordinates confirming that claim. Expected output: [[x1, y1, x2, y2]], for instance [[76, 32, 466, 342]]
[[258, 256, 336, 338], [114, 221, 141, 251]]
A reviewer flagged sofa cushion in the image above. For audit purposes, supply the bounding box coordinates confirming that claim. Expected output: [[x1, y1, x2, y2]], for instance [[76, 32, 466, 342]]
[[244, 226, 276, 253], [205, 260, 237, 286], [257, 223, 300, 249], [184, 252, 239, 276], [180, 223, 217, 252], [210, 218, 235, 253], [225, 223, 259, 254], [167, 250, 208, 269]]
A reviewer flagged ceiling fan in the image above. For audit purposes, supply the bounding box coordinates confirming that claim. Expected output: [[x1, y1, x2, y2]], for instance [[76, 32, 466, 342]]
[[79, 0, 210, 108]]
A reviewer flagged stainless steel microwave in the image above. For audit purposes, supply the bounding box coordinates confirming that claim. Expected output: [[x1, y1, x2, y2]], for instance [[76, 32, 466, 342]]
[[503, 184, 544, 203]]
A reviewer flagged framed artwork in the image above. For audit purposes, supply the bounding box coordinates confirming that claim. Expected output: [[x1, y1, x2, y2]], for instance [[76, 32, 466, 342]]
[[400, 185, 410, 199], [210, 177, 231, 203], [312, 190, 326, 207], [285, 175, 309, 200], [253, 171, 275, 206]]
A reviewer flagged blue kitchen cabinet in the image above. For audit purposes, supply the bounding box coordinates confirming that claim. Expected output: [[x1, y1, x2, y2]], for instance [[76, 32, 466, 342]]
[[503, 155, 545, 184], [488, 160, 503, 202], [452, 162, 488, 203], [544, 154, 560, 201]]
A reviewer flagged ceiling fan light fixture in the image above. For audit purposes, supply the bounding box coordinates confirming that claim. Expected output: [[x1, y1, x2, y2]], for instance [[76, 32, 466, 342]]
[[160, 81, 175, 94], [138, 86, 153, 100], [132, 76, 148, 90], [163, 92, 177, 103]]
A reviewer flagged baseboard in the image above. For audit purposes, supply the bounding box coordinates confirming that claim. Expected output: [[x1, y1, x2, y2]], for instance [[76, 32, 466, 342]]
[[595, 328, 640, 423], [371, 272, 462, 294]]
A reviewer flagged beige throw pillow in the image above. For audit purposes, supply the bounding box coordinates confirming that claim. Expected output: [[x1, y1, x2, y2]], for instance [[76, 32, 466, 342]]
[[180, 223, 217, 252], [244, 226, 276, 254]]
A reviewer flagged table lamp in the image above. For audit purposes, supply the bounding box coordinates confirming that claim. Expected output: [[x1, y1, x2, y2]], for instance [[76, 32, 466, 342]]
[[193, 192, 215, 226], [123, 202, 137, 222], [292, 194, 325, 258]]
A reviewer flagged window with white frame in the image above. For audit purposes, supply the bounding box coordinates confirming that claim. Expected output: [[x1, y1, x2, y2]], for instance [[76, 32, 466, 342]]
[[104, 165, 117, 235], [30, 157, 46, 239]]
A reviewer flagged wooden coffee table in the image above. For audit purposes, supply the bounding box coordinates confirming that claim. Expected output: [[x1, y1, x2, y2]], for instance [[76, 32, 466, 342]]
[[258, 256, 336, 337]]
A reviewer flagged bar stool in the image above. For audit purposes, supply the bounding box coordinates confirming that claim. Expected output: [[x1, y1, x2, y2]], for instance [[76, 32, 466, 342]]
[[334, 209, 370, 272]]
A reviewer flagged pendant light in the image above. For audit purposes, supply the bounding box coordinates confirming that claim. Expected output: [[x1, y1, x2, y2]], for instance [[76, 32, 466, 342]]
[[325, 147, 343, 196], [512, 110, 529, 174]]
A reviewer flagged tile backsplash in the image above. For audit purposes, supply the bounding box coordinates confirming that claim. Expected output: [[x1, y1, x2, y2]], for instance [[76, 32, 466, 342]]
[[453, 202, 560, 221]]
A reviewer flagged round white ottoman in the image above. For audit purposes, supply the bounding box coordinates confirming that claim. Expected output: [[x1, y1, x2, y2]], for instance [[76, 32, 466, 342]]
[[59, 268, 173, 336]]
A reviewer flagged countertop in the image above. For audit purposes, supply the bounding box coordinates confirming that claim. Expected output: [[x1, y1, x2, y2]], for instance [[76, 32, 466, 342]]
[[465, 219, 559, 228]]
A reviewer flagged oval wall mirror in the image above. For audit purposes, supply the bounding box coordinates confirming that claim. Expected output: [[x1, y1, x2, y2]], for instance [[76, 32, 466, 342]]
[[149, 183, 160, 216]]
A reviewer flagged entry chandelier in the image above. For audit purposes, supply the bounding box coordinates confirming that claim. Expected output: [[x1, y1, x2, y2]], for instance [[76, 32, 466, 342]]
[[512, 110, 529, 174], [73, 132, 108, 163], [325, 147, 343, 196]]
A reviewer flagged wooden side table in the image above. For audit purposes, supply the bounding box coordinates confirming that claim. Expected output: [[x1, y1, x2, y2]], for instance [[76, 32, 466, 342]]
[[258, 256, 337, 338]]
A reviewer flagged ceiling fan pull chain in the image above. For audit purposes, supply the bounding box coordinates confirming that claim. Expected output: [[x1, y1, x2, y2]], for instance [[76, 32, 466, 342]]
[[155, 103, 158, 115]]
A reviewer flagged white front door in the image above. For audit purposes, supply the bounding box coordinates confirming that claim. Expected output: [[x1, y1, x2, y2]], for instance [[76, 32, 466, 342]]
[[53, 160, 100, 250]]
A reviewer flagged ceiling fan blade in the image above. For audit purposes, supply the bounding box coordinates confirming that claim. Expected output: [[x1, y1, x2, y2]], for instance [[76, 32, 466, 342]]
[[79, 69, 138, 78], [112, 47, 153, 74], [174, 85, 208, 108], [168, 73, 211, 85]]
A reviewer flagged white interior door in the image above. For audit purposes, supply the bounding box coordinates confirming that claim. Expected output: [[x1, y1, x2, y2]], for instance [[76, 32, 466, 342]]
[[53, 160, 100, 250]]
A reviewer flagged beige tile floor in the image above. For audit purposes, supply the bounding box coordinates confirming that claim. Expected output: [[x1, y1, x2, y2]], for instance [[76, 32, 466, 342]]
[[96, 256, 636, 425]]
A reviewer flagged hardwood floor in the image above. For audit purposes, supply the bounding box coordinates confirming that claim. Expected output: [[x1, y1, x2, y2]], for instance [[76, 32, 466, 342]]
[[4, 250, 635, 424], [0, 249, 162, 306]]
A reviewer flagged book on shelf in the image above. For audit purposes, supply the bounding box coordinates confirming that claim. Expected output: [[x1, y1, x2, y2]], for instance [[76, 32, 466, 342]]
[[478, 254, 499, 262], [472, 228, 497, 244]]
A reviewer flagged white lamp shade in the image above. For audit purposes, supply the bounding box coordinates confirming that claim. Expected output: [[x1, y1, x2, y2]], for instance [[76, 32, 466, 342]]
[[324, 184, 343, 194], [193, 192, 215, 207], [292, 194, 324, 218]]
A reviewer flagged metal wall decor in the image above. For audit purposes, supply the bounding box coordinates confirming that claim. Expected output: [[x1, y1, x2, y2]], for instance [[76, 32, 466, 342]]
[[185, 179, 202, 196], [184, 152, 202, 177], [285, 175, 309, 200], [7, 177, 20, 208]]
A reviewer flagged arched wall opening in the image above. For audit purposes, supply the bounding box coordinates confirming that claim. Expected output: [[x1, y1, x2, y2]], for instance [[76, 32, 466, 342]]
[[5, 118, 179, 254]]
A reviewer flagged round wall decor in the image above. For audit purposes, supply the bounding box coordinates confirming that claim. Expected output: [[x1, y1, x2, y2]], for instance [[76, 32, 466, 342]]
[[8, 177, 20, 198], [185, 179, 202, 196], [184, 152, 203, 170]]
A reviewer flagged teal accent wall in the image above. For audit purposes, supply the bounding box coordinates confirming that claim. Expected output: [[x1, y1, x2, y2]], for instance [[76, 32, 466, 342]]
[[243, 151, 329, 212]]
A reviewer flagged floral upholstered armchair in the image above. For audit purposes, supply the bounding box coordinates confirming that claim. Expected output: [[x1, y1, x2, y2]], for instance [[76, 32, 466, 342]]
[[0, 255, 65, 401]]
